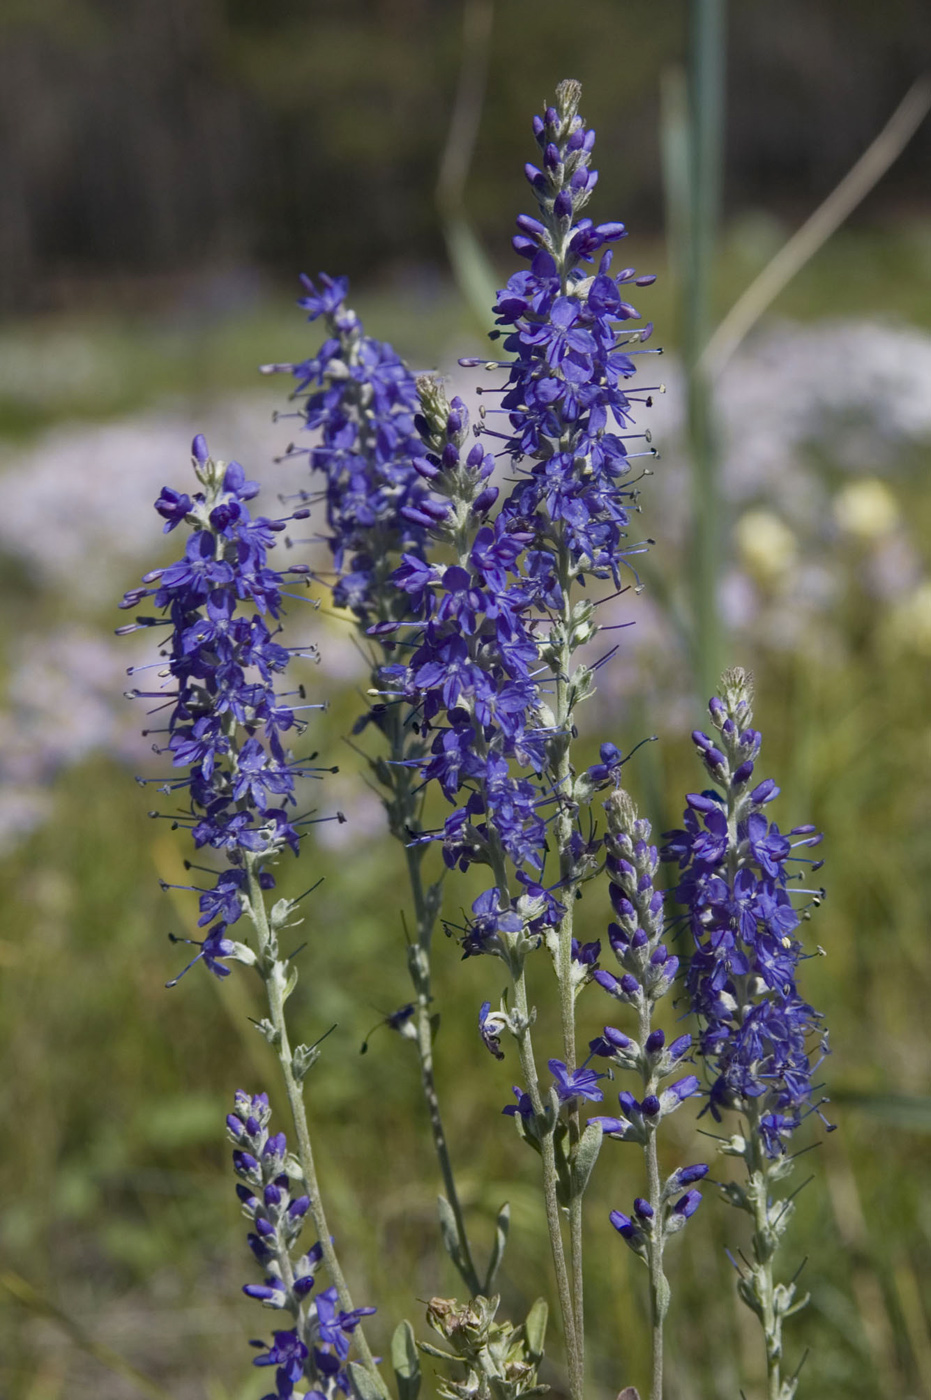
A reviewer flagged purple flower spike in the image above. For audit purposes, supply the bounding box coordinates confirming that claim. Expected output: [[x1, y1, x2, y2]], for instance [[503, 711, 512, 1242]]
[[230, 1094, 376, 1396], [662, 668, 828, 1157], [269, 274, 428, 625], [124, 441, 324, 978]]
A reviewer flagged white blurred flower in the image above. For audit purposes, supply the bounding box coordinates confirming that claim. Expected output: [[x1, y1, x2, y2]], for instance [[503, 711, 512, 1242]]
[[0, 393, 297, 603]]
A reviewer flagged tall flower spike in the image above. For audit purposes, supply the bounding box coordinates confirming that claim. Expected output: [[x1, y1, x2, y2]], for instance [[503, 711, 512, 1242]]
[[590, 790, 704, 1400], [662, 667, 829, 1400], [270, 294, 489, 1297]]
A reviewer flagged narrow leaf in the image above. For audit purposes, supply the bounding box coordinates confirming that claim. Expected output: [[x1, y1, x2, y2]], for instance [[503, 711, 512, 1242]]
[[483, 1201, 510, 1294], [436, 1194, 464, 1271], [418, 1341, 458, 1362], [282, 962, 299, 1004]]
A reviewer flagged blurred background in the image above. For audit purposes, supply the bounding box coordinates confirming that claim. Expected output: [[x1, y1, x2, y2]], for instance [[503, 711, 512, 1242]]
[[1, 2, 930, 1398]]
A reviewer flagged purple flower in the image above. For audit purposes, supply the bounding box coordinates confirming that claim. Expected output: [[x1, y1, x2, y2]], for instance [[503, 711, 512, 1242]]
[[503, 1086, 534, 1119], [548, 1058, 605, 1104], [479, 1001, 505, 1060], [379, 83, 659, 962], [673, 1189, 702, 1219], [253, 1330, 308, 1385], [165, 923, 237, 988]]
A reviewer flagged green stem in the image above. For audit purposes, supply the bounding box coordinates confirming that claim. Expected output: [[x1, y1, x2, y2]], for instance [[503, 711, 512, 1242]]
[[245, 858, 386, 1395], [402, 834, 481, 1296], [745, 1103, 786, 1400], [380, 685, 481, 1296], [488, 846, 580, 1400]]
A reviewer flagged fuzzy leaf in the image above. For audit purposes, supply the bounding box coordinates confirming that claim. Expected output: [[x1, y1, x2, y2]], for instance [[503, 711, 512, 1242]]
[[524, 1297, 548, 1363], [391, 1320, 421, 1400], [569, 1120, 604, 1199], [348, 1361, 384, 1400]]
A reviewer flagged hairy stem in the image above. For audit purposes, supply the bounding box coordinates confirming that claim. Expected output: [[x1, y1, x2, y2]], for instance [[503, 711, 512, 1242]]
[[550, 539, 585, 1393], [513, 967, 581, 1400], [745, 1102, 786, 1400], [377, 675, 481, 1295], [639, 1000, 667, 1400], [402, 833, 481, 1295], [488, 845, 580, 1400]]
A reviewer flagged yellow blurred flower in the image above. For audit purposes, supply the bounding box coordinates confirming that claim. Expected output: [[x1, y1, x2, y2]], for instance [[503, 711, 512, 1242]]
[[889, 580, 931, 656], [833, 478, 899, 540], [734, 510, 798, 585]]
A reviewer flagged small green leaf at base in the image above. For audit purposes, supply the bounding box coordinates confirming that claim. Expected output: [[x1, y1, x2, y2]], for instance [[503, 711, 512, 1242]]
[[524, 1297, 548, 1363]]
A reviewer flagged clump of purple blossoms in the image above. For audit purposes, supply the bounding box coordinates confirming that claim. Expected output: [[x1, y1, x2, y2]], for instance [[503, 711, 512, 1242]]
[[592, 790, 703, 1196], [262, 274, 429, 624], [118, 436, 322, 984], [383, 379, 556, 932], [229, 1092, 375, 1399], [662, 667, 829, 1157]]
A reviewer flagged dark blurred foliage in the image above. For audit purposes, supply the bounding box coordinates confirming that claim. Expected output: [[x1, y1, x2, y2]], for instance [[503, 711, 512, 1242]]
[[1, 0, 930, 313]]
